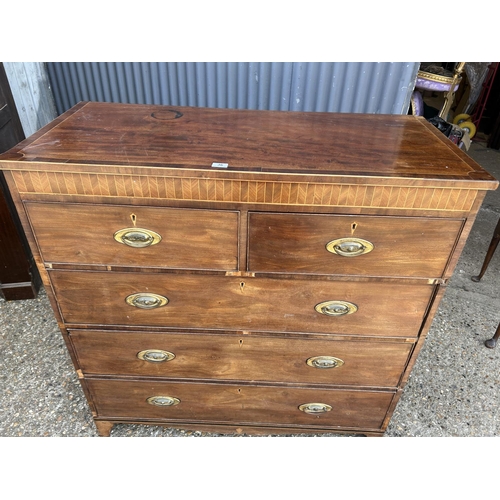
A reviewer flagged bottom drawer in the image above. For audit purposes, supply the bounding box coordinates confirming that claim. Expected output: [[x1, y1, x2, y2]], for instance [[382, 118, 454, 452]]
[[87, 379, 395, 431]]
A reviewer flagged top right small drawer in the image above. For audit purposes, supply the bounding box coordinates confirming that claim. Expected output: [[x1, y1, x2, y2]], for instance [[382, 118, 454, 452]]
[[247, 212, 463, 278]]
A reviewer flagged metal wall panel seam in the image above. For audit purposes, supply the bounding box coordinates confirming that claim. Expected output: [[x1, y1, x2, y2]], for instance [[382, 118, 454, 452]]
[[45, 62, 419, 116]]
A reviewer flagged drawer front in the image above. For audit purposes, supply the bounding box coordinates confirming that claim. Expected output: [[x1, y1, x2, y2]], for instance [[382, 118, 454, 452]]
[[248, 212, 463, 277], [87, 379, 394, 430], [70, 330, 413, 387], [25, 202, 239, 271], [51, 271, 432, 337]]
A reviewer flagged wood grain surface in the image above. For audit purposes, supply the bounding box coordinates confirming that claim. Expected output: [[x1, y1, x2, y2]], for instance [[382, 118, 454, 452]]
[[1, 102, 496, 436], [87, 378, 395, 430], [70, 329, 413, 388], [248, 212, 463, 277], [0, 102, 496, 188], [25, 202, 238, 270], [50, 270, 433, 337]]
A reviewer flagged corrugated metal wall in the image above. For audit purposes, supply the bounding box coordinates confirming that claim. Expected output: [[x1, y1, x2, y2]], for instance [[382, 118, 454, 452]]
[[46, 62, 419, 116]]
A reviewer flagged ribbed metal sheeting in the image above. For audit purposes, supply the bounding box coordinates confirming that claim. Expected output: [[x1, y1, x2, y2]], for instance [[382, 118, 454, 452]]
[[46, 62, 419, 116]]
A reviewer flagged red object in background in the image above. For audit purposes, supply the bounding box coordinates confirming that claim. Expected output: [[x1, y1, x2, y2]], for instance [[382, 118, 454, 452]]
[[471, 62, 499, 129]]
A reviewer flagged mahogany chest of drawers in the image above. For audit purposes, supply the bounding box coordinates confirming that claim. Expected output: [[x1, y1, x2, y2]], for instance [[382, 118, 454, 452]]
[[0, 102, 497, 436]]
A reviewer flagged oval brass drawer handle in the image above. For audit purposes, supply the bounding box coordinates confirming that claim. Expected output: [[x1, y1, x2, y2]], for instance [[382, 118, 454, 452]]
[[306, 355, 344, 369], [299, 403, 332, 414], [326, 237, 374, 257], [315, 300, 357, 316], [126, 292, 169, 309], [114, 227, 162, 248], [137, 349, 175, 363], [146, 396, 180, 407]]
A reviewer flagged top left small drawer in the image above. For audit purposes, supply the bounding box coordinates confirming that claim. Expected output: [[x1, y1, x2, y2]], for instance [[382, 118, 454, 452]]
[[25, 202, 239, 271]]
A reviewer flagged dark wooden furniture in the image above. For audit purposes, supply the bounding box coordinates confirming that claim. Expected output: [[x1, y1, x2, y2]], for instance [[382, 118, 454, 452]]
[[0, 63, 40, 300], [484, 323, 500, 349], [472, 217, 500, 348], [0, 102, 497, 437]]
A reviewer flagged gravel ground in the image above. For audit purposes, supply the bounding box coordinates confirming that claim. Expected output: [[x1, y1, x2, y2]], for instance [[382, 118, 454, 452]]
[[1, 142, 499, 438]]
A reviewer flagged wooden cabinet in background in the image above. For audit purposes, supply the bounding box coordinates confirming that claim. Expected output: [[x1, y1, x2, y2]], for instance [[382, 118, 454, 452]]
[[0, 62, 40, 300], [0, 102, 497, 436]]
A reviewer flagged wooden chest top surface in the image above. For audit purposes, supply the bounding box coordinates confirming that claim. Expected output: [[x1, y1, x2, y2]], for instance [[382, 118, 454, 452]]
[[0, 101, 497, 189]]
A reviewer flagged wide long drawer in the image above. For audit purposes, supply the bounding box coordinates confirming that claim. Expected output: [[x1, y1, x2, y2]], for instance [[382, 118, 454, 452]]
[[248, 212, 463, 277], [51, 271, 433, 337], [87, 378, 394, 430], [25, 202, 239, 271], [70, 330, 413, 387]]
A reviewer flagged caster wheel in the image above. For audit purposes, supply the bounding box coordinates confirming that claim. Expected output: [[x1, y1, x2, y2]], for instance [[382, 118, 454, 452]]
[[459, 121, 476, 138], [453, 113, 471, 125]]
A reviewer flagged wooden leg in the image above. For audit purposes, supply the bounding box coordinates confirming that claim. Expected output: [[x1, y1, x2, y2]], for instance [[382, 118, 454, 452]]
[[95, 421, 114, 437], [471, 217, 500, 282], [485, 322, 500, 349]]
